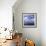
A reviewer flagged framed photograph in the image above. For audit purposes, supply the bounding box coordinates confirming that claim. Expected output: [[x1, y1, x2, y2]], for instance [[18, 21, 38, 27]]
[[22, 13, 37, 28]]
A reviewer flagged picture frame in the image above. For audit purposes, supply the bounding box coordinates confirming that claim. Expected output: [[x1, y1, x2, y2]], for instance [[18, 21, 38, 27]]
[[22, 13, 37, 28]]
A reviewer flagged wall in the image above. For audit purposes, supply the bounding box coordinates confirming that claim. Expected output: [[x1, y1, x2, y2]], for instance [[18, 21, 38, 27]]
[[41, 0, 46, 46], [13, 0, 41, 46], [0, 0, 16, 30]]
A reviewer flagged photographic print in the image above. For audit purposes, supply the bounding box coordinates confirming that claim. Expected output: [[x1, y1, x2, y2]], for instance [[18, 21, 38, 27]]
[[22, 13, 37, 28]]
